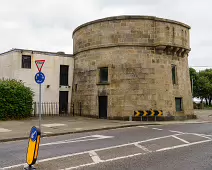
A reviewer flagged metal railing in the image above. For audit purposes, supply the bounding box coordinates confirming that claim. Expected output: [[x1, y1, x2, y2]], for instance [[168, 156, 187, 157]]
[[33, 102, 83, 116]]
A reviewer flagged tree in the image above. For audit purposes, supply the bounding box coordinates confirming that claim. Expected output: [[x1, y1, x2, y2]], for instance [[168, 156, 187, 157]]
[[189, 68, 199, 97], [0, 79, 34, 120], [189, 68, 212, 106], [200, 69, 212, 105]]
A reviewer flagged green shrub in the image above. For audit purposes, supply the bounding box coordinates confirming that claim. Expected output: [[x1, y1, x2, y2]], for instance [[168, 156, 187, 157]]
[[0, 79, 34, 120], [204, 104, 212, 109]]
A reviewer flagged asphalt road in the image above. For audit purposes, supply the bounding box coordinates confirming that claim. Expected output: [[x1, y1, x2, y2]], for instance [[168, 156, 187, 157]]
[[1, 123, 212, 170]]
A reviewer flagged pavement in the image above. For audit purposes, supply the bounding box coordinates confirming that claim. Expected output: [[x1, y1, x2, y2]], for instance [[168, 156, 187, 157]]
[[0, 116, 157, 142], [0, 109, 211, 142], [193, 109, 212, 121], [1, 123, 212, 169]]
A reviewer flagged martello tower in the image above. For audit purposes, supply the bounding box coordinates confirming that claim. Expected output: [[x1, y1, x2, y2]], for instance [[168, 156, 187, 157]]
[[72, 15, 193, 119]]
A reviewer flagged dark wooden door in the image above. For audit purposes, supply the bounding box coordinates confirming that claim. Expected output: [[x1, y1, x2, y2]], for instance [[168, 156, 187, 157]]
[[59, 91, 69, 114], [99, 96, 108, 119]]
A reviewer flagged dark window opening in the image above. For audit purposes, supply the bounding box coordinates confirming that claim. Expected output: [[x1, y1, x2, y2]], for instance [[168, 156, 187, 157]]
[[22, 55, 31, 69], [60, 65, 69, 86], [59, 91, 69, 114], [172, 65, 177, 84], [75, 84, 78, 92], [99, 96, 108, 119], [99, 67, 108, 83], [175, 97, 183, 112]]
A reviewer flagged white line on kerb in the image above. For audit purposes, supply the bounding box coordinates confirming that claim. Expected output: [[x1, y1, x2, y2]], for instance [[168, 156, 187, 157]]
[[40, 135, 113, 146], [190, 133, 212, 140], [59, 162, 97, 170], [172, 135, 190, 144], [62, 152, 147, 170], [0, 163, 27, 170], [42, 138, 110, 146], [63, 139, 212, 170], [169, 130, 184, 134], [0, 134, 177, 170], [156, 139, 211, 152], [93, 135, 114, 139], [2, 133, 211, 170], [152, 128, 163, 131], [94, 134, 173, 152], [88, 151, 102, 163], [134, 143, 152, 153]]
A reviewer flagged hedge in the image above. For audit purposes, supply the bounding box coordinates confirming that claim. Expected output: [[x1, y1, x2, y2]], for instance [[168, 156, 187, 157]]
[[0, 79, 34, 120]]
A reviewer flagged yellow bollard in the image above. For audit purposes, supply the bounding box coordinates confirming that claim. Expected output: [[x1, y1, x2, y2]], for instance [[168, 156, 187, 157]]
[[25, 126, 41, 170]]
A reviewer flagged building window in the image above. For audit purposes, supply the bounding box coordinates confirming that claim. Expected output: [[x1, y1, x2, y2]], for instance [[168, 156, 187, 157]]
[[175, 97, 183, 112], [171, 65, 177, 84], [75, 84, 78, 92], [99, 67, 108, 83], [22, 55, 31, 69], [60, 65, 69, 86]]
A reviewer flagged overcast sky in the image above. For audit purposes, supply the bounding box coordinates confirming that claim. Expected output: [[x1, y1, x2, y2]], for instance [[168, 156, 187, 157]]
[[0, 0, 211, 70]]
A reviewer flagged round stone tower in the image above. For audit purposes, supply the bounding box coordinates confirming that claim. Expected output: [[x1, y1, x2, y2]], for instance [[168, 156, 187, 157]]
[[72, 15, 193, 119]]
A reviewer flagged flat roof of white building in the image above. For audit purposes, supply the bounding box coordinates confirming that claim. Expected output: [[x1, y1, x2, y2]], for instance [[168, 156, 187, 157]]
[[0, 48, 73, 57]]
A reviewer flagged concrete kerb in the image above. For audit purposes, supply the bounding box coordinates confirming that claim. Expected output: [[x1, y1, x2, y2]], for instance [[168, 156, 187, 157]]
[[0, 123, 160, 143], [0, 120, 210, 143]]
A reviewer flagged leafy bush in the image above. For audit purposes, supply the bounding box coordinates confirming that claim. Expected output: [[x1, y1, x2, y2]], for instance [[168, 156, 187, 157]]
[[0, 79, 34, 120]]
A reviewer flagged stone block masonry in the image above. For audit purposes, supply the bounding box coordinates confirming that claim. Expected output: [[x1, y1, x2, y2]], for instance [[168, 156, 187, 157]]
[[72, 15, 193, 119]]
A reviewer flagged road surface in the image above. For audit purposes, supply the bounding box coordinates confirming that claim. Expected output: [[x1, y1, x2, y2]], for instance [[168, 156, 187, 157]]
[[1, 123, 212, 170]]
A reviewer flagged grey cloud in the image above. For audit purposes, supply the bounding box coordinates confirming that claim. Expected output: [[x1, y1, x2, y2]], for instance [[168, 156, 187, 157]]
[[97, 0, 165, 8], [0, 0, 211, 69]]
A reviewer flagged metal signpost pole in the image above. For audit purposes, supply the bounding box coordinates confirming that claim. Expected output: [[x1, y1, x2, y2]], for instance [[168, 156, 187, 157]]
[[35, 59, 45, 133], [39, 83, 41, 131]]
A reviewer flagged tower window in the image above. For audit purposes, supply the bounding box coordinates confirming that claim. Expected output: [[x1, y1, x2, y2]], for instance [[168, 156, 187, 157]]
[[99, 67, 108, 83], [172, 65, 177, 84], [75, 84, 78, 91], [175, 97, 183, 112]]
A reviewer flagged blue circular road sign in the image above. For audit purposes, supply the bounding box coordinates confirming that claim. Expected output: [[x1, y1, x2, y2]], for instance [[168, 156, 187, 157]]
[[30, 127, 38, 142], [35, 72, 45, 84]]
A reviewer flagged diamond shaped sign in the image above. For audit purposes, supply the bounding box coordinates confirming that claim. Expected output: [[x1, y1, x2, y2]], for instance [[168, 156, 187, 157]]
[[35, 60, 45, 72]]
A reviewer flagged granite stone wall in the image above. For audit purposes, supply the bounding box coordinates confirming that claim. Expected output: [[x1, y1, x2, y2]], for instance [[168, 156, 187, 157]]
[[72, 16, 193, 118]]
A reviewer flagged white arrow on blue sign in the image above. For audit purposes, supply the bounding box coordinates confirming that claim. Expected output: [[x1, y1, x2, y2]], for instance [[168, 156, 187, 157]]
[[30, 126, 38, 142], [35, 72, 45, 84]]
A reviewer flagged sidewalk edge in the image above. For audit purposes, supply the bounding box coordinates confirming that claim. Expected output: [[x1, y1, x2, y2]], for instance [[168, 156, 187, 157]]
[[0, 120, 210, 143], [0, 123, 159, 143]]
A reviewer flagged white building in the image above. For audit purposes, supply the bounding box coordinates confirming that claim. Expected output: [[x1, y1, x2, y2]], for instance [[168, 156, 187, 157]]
[[0, 48, 74, 114]]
